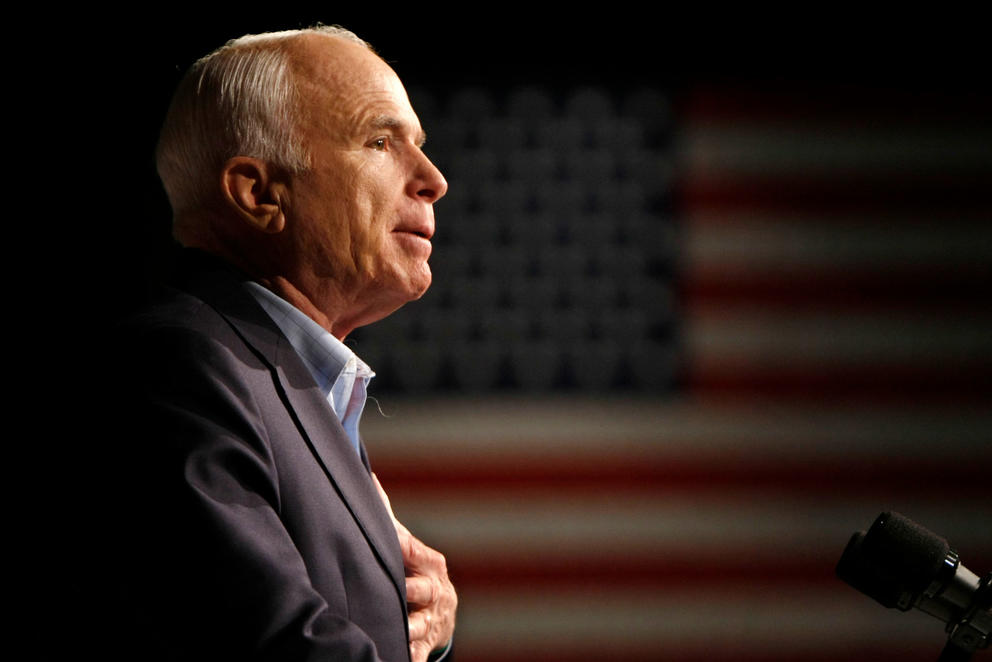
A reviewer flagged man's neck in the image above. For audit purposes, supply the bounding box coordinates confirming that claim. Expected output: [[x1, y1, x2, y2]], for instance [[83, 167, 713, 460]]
[[257, 275, 349, 339]]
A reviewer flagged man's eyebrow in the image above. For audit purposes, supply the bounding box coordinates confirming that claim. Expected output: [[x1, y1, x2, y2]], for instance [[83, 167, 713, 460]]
[[368, 115, 427, 146]]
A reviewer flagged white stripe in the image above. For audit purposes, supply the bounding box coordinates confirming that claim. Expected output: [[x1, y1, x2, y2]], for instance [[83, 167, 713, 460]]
[[363, 397, 992, 458], [684, 214, 992, 270], [456, 585, 952, 651], [392, 493, 992, 559], [685, 306, 992, 365], [676, 122, 992, 173]]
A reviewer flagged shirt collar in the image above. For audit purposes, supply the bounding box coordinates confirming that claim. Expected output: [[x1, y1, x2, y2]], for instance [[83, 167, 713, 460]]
[[243, 281, 375, 405]]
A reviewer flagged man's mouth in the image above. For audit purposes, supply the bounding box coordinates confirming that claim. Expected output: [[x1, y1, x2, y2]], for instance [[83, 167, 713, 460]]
[[393, 223, 434, 240]]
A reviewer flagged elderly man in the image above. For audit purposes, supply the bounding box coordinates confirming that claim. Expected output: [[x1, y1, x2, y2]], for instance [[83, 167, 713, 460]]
[[104, 26, 454, 662]]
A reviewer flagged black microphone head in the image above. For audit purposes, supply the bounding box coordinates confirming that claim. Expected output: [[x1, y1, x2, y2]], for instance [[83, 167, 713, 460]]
[[836, 512, 952, 610], [836, 531, 896, 606]]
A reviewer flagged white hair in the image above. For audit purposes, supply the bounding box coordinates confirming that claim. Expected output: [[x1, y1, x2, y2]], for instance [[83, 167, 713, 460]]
[[155, 25, 369, 219]]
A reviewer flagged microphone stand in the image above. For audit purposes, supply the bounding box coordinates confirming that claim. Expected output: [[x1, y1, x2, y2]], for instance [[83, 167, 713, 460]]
[[937, 572, 992, 661]]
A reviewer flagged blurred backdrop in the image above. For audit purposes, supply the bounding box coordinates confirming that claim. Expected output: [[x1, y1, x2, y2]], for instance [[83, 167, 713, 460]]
[[55, 9, 991, 662]]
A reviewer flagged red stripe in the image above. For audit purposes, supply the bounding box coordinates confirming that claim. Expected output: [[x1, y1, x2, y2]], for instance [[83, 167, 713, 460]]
[[459, 643, 941, 662], [678, 84, 992, 123], [452, 553, 841, 591], [680, 211, 991, 227], [373, 455, 991, 498], [685, 364, 992, 402], [681, 268, 992, 312], [675, 174, 992, 215]]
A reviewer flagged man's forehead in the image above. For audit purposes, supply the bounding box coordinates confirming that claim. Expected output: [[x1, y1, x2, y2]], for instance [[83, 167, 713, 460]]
[[290, 34, 421, 133]]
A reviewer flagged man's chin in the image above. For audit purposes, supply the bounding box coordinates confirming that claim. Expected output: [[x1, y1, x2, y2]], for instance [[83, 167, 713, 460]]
[[381, 270, 432, 312], [406, 279, 431, 302], [404, 264, 432, 301]]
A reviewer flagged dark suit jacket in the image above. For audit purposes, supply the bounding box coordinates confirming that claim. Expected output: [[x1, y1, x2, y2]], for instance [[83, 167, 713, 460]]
[[98, 249, 411, 661]]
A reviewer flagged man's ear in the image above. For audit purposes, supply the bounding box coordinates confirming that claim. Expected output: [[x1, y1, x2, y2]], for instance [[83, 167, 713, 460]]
[[220, 156, 287, 234]]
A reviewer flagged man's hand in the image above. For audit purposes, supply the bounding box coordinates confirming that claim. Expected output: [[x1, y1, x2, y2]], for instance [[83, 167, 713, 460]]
[[373, 474, 457, 662]]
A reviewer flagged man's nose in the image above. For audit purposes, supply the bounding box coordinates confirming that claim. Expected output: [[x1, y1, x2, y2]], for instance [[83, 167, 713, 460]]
[[411, 151, 448, 203]]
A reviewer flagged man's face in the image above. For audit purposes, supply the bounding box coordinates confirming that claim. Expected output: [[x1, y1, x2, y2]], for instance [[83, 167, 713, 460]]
[[282, 35, 447, 332]]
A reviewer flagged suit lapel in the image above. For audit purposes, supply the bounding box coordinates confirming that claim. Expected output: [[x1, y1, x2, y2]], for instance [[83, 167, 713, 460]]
[[176, 250, 407, 601], [269, 336, 408, 596]]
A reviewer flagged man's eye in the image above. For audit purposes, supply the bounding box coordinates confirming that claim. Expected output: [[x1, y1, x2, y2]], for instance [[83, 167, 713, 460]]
[[370, 137, 388, 151]]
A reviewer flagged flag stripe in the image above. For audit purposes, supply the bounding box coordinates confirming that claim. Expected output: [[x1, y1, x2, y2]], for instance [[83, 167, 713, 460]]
[[374, 454, 990, 497]]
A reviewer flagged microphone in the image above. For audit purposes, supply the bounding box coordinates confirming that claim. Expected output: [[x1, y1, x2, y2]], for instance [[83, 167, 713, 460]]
[[836, 511, 991, 658]]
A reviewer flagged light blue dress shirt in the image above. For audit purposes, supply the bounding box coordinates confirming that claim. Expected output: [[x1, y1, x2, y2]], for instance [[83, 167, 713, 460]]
[[244, 282, 374, 455]]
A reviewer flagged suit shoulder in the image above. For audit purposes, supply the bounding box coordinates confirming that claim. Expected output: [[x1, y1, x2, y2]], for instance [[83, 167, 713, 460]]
[[108, 284, 268, 393]]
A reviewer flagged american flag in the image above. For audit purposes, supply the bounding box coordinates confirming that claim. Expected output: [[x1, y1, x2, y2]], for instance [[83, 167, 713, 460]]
[[362, 81, 992, 661]]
